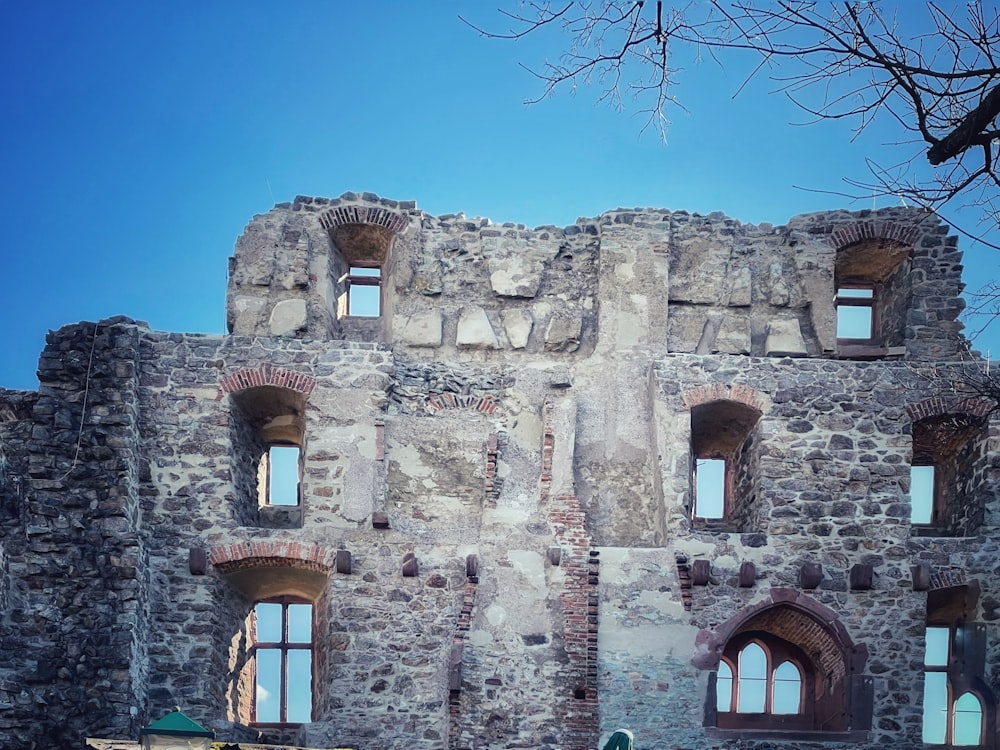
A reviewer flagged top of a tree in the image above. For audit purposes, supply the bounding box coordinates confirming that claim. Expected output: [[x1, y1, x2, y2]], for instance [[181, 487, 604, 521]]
[[463, 1, 1000, 233]]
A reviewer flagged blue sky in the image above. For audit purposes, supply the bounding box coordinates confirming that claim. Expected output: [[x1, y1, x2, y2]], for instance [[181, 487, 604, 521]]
[[2, 1, 998, 390]]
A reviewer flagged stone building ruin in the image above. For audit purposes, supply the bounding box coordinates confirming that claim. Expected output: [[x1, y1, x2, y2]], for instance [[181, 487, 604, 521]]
[[0, 192, 998, 749]]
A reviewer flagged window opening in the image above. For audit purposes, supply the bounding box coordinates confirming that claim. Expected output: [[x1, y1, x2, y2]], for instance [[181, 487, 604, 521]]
[[717, 660, 734, 713], [772, 661, 803, 715], [923, 625, 986, 746], [347, 266, 381, 317], [953, 692, 984, 746], [266, 445, 300, 506], [836, 287, 875, 340], [695, 458, 726, 519], [737, 642, 768, 713], [910, 464, 936, 524], [254, 599, 313, 724]]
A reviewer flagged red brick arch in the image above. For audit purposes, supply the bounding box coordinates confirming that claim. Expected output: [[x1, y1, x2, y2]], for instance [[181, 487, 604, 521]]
[[208, 540, 334, 574], [829, 220, 922, 251], [694, 588, 863, 673], [317, 205, 409, 235], [907, 395, 994, 422], [681, 383, 770, 414], [220, 365, 316, 396]]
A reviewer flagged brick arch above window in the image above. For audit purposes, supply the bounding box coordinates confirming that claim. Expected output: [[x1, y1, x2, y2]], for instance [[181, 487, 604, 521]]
[[318, 206, 409, 267], [209, 541, 334, 601], [828, 220, 922, 252], [317, 205, 409, 235], [681, 384, 771, 414], [700, 589, 872, 739], [694, 588, 865, 675], [907, 396, 994, 423], [220, 366, 317, 397]]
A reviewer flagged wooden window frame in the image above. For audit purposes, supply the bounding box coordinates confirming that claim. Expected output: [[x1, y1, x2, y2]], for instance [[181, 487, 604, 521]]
[[346, 264, 382, 317], [923, 625, 987, 747], [251, 597, 314, 726], [836, 282, 880, 345]]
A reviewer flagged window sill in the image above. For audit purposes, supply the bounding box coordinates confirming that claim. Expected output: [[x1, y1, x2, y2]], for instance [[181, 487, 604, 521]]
[[705, 727, 869, 742], [911, 525, 961, 538], [835, 343, 905, 360]]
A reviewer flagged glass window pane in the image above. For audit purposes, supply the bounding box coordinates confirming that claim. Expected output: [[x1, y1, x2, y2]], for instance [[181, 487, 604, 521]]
[[953, 692, 983, 746], [716, 662, 733, 712], [287, 604, 312, 643], [910, 465, 935, 524], [772, 661, 802, 714], [350, 266, 381, 277], [349, 281, 380, 316], [737, 644, 767, 713], [925, 627, 950, 667], [255, 602, 282, 643], [837, 304, 873, 338], [838, 288, 874, 298], [922, 671, 948, 744], [695, 458, 726, 519], [286, 650, 313, 723], [268, 446, 300, 506], [255, 649, 281, 723]]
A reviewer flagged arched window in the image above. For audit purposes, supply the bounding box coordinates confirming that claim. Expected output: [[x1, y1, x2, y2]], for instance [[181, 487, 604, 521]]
[[921, 585, 996, 747], [737, 642, 768, 713], [726, 641, 803, 717], [772, 661, 803, 715], [706, 599, 867, 739], [716, 660, 734, 713], [953, 692, 984, 746]]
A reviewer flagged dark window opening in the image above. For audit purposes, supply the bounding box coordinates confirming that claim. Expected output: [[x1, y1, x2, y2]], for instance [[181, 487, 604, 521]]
[[834, 237, 911, 358], [911, 414, 987, 536], [690, 400, 762, 530], [230, 385, 308, 528], [922, 586, 994, 747]]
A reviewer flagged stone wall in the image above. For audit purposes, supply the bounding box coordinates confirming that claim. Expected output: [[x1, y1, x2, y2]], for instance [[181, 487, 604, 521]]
[[2, 194, 998, 750]]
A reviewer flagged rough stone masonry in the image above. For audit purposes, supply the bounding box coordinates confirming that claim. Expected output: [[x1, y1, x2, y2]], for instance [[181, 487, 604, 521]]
[[0, 192, 998, 750]]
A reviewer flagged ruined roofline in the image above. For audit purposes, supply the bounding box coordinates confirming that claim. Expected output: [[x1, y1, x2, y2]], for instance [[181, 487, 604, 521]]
[[280, 190, 940, 240]]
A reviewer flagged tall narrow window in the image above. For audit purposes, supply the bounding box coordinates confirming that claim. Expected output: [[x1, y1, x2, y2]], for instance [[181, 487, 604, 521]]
[[737, 643, 768, 713], [717, 660, 734, 713], [836, 286, 875, 340], [910, 463, 936, 524], [254, 599, 313, 724], [689, 399, 762, 529], [347, 266, 381, 316], [266, 445, 300, 506], [953, 692, 984, 746], [911, 413, 988, 537], [772, 661, 803, 715], [695, 458, 726, 519], [923, 625, 987, 746]]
